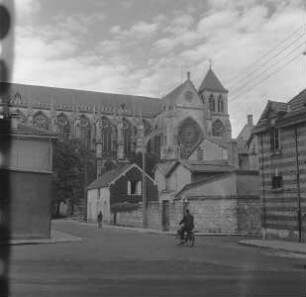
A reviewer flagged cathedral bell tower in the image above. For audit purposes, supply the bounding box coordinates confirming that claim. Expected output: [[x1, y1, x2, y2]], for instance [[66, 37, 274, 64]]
[[198, 66, 231, 142]]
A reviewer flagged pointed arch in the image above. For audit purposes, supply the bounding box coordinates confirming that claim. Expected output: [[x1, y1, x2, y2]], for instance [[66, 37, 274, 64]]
[[212, 120, 224, 137], [217, 95, 224, 112], [178, 117, 203, 159], [15, 109, 26, 123], [57, 113, 70, 140], [123, 118, 132, 158], [79, 114, 91, 148], [33, 111, 49, 130], [143, 119, 152, 136], [101, 116, 116, 157], [209, 94, 215, 112]]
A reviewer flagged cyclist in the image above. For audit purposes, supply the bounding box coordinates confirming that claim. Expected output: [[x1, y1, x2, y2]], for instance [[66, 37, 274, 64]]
[[178, 209, 194, 245]]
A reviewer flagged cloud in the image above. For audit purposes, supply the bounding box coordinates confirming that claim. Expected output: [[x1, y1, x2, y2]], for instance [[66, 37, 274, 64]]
[[110, 21, 159, 39], [15, 0, 41, 20]]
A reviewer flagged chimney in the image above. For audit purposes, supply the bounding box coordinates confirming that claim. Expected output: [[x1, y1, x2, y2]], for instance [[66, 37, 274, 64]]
[[187, 71, 190, 81], [247, 114, 253, 126], [10, 112, 19, 130]]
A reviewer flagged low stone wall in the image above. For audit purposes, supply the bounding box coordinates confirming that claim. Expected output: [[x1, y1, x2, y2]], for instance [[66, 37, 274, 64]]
[[111, 196, 261, 236]]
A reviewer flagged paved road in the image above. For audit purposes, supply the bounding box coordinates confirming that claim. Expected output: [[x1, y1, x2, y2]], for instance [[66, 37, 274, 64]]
[[9, 220, 306, 296]]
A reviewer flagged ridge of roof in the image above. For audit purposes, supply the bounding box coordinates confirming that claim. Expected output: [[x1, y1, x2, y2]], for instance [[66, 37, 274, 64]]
[[0, 82, 162, 116], [161, 80, 188, 107], [198, 68, 228, 93]]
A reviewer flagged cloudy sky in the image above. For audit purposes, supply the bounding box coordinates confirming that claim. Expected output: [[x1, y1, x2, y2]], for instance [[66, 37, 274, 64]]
[[11, 0, 306, 136]]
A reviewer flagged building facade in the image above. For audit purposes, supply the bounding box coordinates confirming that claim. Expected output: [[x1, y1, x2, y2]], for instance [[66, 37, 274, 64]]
[[0, 115, 56, 239], [253, 90, 306, 242], [0, 67, 235, 177]]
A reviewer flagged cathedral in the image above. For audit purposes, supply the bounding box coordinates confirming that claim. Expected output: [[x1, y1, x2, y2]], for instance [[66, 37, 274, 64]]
[[0, 67, 238, 177]]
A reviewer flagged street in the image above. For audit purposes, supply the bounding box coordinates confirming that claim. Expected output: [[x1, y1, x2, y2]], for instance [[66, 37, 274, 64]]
[[9, 220, 306, 297]]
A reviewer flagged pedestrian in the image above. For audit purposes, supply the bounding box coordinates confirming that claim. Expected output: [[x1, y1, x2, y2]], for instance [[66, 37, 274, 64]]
[[178, 209, 194, 245], [97, 211, 103, 229]]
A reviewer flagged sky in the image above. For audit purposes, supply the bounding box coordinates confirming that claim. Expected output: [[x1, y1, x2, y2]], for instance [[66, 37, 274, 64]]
[[10, 0, 306, 137]]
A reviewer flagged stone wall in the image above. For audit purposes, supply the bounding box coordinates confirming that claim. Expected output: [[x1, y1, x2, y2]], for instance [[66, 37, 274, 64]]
[[112, 196, 261, 236]]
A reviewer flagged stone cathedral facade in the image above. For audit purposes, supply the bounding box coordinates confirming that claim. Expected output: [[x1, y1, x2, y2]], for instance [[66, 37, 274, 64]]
[[0, 67, 236, 176]]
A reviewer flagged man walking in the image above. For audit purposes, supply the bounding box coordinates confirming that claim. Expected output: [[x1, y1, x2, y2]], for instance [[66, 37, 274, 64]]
[[97, 211, 103, 229]]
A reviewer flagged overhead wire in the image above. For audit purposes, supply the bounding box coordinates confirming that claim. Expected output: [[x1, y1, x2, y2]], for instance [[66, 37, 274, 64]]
[[229, 32, 304, 91], [225, 25, 304, 85], [230, 52, 302, 103], [230, 40, 305, 96]]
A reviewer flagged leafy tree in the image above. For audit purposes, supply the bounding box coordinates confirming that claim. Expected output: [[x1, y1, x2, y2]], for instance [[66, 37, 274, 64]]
[[52, 139, 96, 217]]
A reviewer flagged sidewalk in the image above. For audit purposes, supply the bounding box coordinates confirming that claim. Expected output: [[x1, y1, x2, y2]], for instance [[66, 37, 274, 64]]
[[3, 230, 82, 246], [239, 239, 306, 255]]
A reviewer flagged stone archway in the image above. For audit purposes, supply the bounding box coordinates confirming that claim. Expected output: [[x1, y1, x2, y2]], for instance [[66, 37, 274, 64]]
[[33, 111, 49, 130]]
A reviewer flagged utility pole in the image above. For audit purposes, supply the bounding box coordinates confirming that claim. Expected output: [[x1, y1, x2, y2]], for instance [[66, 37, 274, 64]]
[[84, 134, 88, 222], [141, 113, 147, 228], [294, 125, 302, 242]]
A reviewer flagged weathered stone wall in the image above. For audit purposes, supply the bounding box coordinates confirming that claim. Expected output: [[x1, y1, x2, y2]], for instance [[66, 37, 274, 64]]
[[112, 196, 261, 236]]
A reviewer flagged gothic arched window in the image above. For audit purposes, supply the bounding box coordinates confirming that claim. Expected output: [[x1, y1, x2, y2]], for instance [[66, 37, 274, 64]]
[[209, 95, 215, 112], [217, 95, 224, 112], [143, 120, 152, 136], [123, 118, 132, 158], [212, 120, 224, 137], [15, 109, 26, 123], [33, 111, 49, 130], [178, 117, 203, 159], [57, 113, 70, 140], [101, 117, 113, 156], [79, 115, 91, 149]]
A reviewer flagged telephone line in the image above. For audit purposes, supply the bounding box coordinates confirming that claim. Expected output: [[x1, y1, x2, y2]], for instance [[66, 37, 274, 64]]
[[229, 33, 304, 89], [226, 25, 303, 85], [230, 52, 302, 102], [231, 41, 304, 95]]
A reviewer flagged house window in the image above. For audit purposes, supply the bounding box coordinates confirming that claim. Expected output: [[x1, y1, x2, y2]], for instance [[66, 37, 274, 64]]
[[272, 175, 283, 189], [128, 180, 142, 195], [270, 128, 280, 152]]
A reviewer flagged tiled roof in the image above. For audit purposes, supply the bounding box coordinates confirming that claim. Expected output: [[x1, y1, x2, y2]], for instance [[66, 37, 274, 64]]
[[198, 68, 228, 93], [185, 160, 236, 173], [269, 101, 289, 113], [87, 164, 132, 190], [0, 82, 162, 117], [176, 172, 232, 197], [288, 88, 306, 111]]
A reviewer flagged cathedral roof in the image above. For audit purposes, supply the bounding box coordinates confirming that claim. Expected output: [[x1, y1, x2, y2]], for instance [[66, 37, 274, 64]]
[[198, 68, 228, 93], [0, 82, 162, 117]]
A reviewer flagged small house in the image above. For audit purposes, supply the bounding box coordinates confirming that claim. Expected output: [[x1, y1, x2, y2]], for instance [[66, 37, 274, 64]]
[[86, 163, 158, 223]]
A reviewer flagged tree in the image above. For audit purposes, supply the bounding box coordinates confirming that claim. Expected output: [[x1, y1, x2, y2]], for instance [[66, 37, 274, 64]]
[[52, 139, 96, 217]]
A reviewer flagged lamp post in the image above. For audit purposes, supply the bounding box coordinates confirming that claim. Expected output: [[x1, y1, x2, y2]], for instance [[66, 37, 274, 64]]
[[142, 132, 147, 228]]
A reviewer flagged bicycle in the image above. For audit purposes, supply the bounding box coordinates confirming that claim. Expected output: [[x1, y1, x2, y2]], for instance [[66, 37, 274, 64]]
[[176, 228, 195, 247]]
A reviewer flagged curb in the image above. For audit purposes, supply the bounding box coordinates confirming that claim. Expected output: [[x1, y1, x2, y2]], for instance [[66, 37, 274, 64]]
[[1, 230, 82, 246], [239, 240, 306, 255]]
